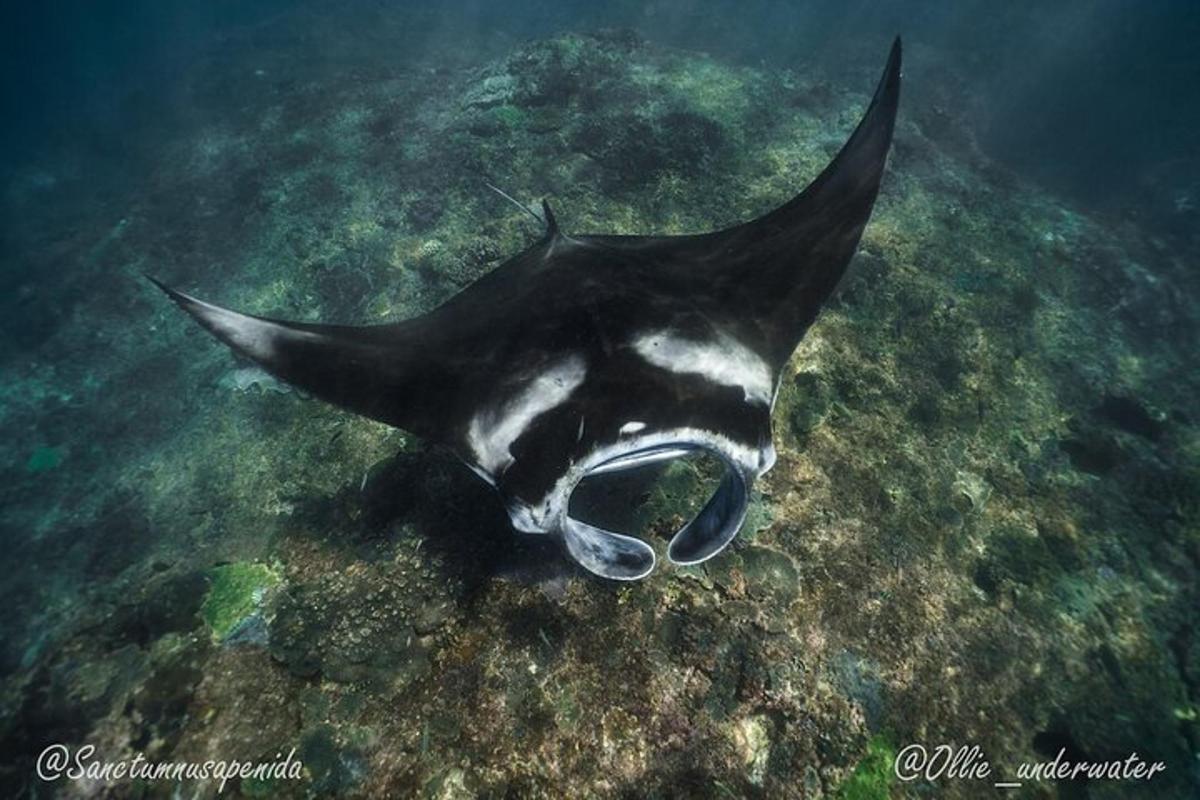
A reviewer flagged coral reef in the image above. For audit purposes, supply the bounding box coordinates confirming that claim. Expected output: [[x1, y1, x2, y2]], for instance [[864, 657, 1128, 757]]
[[0, 13, 1197, 800]]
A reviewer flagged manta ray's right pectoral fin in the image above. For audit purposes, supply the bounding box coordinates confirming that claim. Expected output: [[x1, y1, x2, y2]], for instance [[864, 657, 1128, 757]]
[[148, 276, 449, 437]]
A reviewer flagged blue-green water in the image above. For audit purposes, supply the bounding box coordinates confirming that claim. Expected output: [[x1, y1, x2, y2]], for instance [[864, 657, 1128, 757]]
[[1, 2, 1197, 798]]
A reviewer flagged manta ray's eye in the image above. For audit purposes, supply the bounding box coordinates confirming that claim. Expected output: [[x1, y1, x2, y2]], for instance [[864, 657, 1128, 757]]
[[564, 444, 749, 578]]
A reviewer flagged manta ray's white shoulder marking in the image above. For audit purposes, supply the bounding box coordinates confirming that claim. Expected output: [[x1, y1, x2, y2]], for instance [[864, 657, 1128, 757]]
[[632, 329, 772, 405], [468, 355, 588, 476]]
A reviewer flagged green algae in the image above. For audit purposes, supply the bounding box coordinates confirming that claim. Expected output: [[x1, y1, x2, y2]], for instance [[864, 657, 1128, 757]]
[[200, 562, 281, 641], [25, 445, 63, 473], [837, 734, 896, 800]]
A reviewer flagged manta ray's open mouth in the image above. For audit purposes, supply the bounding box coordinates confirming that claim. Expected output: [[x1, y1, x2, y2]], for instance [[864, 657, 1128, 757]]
[[563, 444, 750, 580]]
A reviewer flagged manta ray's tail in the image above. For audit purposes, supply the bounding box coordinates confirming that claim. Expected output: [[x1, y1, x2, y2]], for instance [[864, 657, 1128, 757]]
[[147, 277, 450, 437]]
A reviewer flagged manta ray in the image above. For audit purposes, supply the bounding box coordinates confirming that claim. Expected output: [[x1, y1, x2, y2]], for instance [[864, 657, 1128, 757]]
[[153, 38, 901, 580]]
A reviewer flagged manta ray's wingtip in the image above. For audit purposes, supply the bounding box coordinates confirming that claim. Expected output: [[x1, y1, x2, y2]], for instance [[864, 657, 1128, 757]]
[[144, 274, 208, 318], [879, 36, 902, 103], [144, 273, 187, 305], [143, 272, 169, 293], [145, 274, 283, 367]]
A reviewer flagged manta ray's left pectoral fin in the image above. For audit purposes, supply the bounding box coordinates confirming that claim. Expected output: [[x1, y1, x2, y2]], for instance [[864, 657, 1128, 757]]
[[148, 276, 447, 437]]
